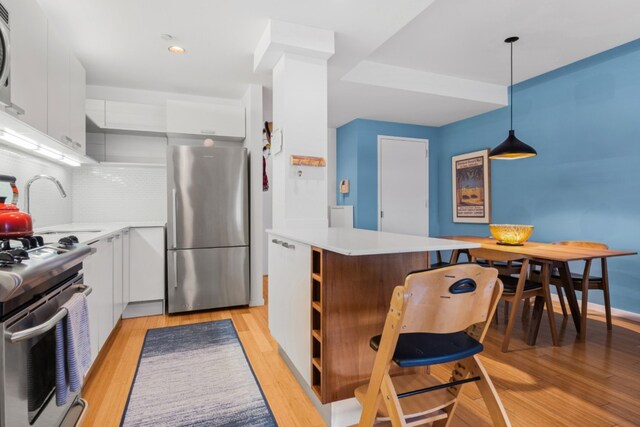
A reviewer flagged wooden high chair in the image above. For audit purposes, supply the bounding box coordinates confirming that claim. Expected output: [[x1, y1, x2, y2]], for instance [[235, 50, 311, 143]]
[[355, 264, 509, 426]]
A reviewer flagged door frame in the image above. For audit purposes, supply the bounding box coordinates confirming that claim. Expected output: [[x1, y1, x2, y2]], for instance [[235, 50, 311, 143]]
[[377, 135, 429, 234]]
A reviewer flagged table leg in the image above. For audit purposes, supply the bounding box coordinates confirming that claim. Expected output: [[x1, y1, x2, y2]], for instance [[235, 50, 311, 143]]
[[450, 250, 460, 264], [579, 259, 593, 339], [527, 296, 545, 346], [541, 262, 559, 346], [527, 262, 559, 346], [558, 262, 581, 334]]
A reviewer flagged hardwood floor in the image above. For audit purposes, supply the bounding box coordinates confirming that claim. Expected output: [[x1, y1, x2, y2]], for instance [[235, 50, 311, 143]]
[[82, 282, 640, 427]]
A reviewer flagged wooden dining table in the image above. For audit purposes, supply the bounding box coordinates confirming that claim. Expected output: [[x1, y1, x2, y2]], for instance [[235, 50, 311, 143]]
[[443, 236, 637, 341]]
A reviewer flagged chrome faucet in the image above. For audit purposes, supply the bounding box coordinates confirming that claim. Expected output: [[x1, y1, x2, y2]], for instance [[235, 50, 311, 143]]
[[24, 175, 67, 217]]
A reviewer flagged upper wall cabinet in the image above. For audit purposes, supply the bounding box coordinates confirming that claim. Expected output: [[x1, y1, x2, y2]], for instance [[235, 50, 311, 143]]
[[166, 100, 245, 141], [69, 55, 87, 154], [86, 99, 166, 134], [46, 27, 70, 145], [5, 0, 48, 132], [47, 26, 86, 154], [106, 101, 166, 133]]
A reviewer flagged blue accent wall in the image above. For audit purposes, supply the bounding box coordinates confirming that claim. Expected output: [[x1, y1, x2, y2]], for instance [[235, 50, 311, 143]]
[[336, 39, 640, 313], [336, 119, 440, 232], [436, 39, 640, 313]]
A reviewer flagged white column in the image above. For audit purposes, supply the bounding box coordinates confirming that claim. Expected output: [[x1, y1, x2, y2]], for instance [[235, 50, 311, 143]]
[[254, 20, 335, 229]]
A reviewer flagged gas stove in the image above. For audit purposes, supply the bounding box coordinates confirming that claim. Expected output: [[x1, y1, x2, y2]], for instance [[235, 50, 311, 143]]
[[0, 234, 93, 320]]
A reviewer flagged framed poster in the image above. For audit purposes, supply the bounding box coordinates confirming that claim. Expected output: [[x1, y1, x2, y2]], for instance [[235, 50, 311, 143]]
[[452, 149, 491, 223]]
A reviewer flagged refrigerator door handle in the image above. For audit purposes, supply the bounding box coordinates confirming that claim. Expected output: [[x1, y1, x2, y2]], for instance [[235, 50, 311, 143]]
[[172, 188, 178, 248], [173, 251, 179, 289]]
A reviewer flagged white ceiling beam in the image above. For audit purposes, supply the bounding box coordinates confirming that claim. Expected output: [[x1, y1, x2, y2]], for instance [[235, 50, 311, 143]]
[[342, 60, 508, 106], [254, 20, 335, 72]]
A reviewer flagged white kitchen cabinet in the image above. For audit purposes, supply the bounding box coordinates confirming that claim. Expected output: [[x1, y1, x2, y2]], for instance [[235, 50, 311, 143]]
[[268, 239, 287, 346], [46, 25, 70, 145], [83, 237, 114, 355], [112, 232, 124, 325], [68, 54, 86, 154], [97, 237, 114, 348], [122, 229, 131, 307], [166, 100, 245, 140], [268, 237, 311, 384], [47, 24, 86, 153], [5, 0, 48, 132], [129, 227, 165, 302], [105, 101, 166, 133], [83, 242, 102, 366]]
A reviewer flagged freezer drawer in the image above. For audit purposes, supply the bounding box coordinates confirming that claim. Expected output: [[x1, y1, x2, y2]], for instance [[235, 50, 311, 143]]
[[167, 247, 250, 313]]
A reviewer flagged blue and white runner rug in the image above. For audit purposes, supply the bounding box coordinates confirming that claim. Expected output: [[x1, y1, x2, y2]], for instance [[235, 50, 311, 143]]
[[121, 319, 277, 426]]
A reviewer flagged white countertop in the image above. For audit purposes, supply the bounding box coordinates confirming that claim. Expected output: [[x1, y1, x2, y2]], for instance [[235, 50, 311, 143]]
[[36, 222, 166, 244], [267, 228, 479, 256]]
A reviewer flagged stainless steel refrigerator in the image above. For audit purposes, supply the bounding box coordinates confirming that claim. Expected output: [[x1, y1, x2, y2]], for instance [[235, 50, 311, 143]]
[[166, 145, 250, 313]]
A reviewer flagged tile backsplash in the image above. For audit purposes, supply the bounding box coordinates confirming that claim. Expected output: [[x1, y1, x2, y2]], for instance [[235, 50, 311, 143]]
[[0, 146, 73, 227], [73, 165, 166, 223]]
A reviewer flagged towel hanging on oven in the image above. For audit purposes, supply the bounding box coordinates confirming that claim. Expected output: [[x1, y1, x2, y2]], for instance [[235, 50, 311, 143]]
[[55, 292, 91, 406]]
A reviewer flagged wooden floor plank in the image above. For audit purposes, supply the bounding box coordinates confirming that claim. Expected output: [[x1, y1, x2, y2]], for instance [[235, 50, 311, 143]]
[[82, 286, 640, 427]]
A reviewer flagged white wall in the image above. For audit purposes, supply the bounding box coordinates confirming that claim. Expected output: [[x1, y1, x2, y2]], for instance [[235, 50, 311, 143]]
[[0, 145, 73, 227], [87, 132, 167, 163], [72, 165, 166, 223]]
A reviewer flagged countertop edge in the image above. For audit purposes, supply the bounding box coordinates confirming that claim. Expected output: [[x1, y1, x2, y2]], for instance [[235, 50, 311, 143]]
[[267, 229, 481, 256], [36, 222, 166, 244]]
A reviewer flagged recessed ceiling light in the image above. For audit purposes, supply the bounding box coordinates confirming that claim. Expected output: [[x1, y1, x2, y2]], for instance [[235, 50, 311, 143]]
[[168, 45, 186, 54]]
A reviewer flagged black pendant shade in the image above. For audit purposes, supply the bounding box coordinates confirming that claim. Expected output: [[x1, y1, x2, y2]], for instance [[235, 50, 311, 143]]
[[490, 130, 537, 159], [489, 36, 537, 160]]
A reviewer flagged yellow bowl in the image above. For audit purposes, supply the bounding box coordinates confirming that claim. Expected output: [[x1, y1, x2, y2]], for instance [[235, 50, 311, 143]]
[[489, 224, 534, 246]]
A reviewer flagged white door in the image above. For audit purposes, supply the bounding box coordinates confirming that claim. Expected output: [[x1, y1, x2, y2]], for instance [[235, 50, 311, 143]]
[[378, 136, 429, 236]]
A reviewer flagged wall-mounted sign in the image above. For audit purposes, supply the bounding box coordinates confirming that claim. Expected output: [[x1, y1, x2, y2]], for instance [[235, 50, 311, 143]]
[[290, 155, 326, 167]]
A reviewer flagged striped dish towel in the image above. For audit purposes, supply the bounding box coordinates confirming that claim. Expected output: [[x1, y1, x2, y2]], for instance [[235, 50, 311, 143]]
[[55, 292, 92, 406]]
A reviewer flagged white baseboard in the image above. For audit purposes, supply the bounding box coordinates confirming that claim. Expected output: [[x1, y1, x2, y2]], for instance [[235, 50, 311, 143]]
[[550, 294, 640, 323]]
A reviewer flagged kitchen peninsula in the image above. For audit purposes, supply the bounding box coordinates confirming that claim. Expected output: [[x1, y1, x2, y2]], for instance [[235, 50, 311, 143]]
[[267, 228, 478, 425]]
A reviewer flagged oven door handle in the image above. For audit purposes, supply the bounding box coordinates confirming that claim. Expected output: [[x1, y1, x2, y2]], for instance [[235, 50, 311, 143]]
[[5, 285, 93, 344]]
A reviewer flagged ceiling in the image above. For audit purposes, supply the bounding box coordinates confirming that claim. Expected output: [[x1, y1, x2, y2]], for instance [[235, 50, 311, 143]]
[[38, 0, 640, 128]]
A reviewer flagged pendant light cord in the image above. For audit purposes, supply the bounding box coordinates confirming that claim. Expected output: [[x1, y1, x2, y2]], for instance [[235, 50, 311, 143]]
[[510, 40, 513, 130]]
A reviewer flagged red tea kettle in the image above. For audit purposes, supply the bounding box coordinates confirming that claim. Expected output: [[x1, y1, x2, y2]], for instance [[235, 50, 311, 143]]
[[0, 175, 33, 239]]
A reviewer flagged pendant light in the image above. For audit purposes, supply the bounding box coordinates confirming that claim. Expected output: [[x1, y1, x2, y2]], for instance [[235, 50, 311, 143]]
[[489, 36, 537, 160]]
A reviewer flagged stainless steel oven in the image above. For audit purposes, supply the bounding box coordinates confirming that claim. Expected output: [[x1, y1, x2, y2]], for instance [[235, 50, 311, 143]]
[[0, 273, 90, 427], [0, 2, 9, 107]]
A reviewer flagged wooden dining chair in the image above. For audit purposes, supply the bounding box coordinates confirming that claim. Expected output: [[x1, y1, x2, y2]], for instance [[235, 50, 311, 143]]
[[550, 241, 612, 332], [355, 263, 510, 427], [432, 249, 470, 268], [449, 247, 521, 276], [468, 248, 558, 352]]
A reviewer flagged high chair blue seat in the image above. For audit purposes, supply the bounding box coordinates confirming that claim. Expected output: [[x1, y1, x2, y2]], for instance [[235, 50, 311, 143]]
[[369, 332, 483, 367]]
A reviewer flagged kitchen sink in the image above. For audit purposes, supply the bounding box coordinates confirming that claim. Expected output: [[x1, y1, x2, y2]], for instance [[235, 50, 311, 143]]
[[39, 230, 102, 235]]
